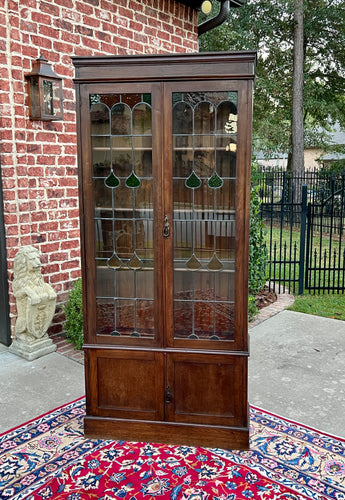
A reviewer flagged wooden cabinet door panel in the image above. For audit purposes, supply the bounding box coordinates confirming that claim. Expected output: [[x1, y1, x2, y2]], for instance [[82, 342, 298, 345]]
[[166, 352, 247, 427], [87, 349, 164, 421]]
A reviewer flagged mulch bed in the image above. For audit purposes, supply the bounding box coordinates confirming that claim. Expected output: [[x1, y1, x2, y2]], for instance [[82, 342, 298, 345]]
[[255, 285, 277, 310]]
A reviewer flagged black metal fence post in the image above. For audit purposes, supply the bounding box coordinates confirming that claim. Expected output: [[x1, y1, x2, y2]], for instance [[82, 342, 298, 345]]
[[298, 185, 307, 295]]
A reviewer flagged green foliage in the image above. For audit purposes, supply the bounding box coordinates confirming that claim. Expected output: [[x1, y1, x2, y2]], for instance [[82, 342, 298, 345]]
[[199, 0, 345, 158], [249, 186, 268, 295], [248, 295, 259, 321], [317, 160, 345, 177], [63, 278, 84, 350]]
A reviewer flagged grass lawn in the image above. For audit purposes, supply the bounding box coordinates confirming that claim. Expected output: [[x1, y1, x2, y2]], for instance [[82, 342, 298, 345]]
[[263, 223, 345, 291], [263, 223, 334, 255], [287, 293, 345, 321]]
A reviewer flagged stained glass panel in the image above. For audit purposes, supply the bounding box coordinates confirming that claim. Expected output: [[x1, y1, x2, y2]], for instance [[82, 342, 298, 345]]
[[91, 93, 154, 338], [172, 91, 238, 342]]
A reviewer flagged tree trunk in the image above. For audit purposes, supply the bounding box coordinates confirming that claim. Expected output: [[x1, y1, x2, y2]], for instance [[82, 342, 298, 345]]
[[291, 0, 304, 179]]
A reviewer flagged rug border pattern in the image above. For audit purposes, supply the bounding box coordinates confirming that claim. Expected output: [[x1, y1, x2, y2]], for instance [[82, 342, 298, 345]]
[[0, 398, 344, 500]]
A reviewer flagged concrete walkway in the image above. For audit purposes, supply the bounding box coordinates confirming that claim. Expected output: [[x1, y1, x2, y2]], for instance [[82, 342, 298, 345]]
[[1, 309, 344, 438], [249, 310, 345, 438], [0, 345, 84, 434]]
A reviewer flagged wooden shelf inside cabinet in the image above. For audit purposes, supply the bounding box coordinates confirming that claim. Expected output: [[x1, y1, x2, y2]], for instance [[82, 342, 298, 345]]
[[73, 51, 255, 450]]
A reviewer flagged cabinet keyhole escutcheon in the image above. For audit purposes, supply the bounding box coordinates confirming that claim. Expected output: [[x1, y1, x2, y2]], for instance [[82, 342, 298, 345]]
[[165, 385, 172, 404], [163, 215, 170, 238]]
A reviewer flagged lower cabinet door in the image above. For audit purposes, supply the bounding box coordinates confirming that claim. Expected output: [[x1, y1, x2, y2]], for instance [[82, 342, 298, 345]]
[[86, 348, 165, 421], [165, 352, 247, 427]]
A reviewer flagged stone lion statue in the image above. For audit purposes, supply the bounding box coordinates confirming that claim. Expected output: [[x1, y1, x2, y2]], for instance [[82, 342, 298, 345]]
[[13, 245, 57, 341]]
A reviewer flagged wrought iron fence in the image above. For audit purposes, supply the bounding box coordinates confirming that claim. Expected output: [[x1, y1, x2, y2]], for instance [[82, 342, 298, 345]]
[[254, 168, 345, 294]]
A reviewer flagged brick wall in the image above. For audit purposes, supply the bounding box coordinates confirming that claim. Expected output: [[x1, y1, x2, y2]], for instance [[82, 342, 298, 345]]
[[0, 0, 198, 336]]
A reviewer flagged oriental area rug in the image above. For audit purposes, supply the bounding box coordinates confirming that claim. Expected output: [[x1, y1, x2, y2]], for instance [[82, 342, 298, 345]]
[[0, 398, 344, 500]]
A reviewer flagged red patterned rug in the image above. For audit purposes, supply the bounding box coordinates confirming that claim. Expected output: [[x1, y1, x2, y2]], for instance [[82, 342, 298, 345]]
[[0, 398, 344, 499]]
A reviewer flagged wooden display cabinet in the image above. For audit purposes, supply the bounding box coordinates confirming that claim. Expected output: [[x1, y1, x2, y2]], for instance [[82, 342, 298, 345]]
[[73, 52, 256, 449]]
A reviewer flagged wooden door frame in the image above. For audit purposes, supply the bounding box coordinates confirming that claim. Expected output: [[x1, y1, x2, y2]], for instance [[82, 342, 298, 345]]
[[0, 157, 11, 346]]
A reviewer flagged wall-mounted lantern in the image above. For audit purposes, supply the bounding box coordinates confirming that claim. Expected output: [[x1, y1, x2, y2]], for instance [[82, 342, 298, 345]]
[[25, 55, 63, 121]]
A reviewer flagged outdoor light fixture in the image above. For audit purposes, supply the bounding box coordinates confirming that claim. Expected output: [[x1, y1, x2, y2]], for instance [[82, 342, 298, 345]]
[[26, 55, 63, 121], [201, 0, 213, 14]]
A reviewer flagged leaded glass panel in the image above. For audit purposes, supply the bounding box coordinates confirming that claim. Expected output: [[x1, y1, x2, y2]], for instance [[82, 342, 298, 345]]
[[91, 93, 154, 338], [172, 91, 238, 341]]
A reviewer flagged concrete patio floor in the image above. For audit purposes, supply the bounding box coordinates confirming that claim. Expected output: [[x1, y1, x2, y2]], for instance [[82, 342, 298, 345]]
[[1, 309, 344, 438], [249, 310, 345, 438]]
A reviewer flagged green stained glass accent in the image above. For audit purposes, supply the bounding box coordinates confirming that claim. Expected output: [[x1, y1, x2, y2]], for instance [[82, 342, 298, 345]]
[[128, 253, 143, 270], [208, 172, 223, 189], [185, 171, 201, 189], [186, 254, 201, 270], [207, 253, 223, 271], [105, 171, 120, 188], [107, 253, 122, 269], [125, 171, 141, 188], [111, 330, 121, 336], [143, 93, 152, 105], [131, 331, 140, 337]]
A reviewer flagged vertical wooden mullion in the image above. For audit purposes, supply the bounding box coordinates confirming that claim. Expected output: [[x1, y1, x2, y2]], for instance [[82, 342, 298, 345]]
[[162, 83, 174, 348], [152, 83, 164, 348]]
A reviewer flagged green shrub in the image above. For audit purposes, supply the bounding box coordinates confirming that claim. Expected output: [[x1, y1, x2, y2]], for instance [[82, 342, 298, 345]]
[[249, 185, 268, 295], [63, 278, 84, 350], [248, 185, 268, 318], [248, 295, 258, 321]]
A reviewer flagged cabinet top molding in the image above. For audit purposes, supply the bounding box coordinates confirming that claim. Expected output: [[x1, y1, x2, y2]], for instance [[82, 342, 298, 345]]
[[72, 51, 257, 84]]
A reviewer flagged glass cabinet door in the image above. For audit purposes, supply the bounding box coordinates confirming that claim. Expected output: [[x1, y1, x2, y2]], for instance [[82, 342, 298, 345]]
[[169, 88, 243, 347], [89, 91, 157, 341]]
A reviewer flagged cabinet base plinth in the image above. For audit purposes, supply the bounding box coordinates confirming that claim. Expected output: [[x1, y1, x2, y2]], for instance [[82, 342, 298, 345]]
[[84, 415, 249, 450]]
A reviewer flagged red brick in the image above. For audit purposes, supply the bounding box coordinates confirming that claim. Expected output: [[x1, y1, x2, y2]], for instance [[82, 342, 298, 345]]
[[39, 221, 59, 232], [53, 40, 73, 54], [47, 188, 65, 198], [61, 30, 80, 44], [70, 269, 82, 280], [61, 239, 80, 250], [50, 272, 70, 283], [42, 263, 60, 274], [40, 1, 60, 16], [30, 35, 52, 49], [83, 14, 101, 28], [43, 144, 62, 155], [59, 218, 79, 229], [31, 211, 48, 222], [4, 213, 18, 225], [41, 242, 60, 253], [61, 259, 80, 270], [75, 1, 93, 15], [49, 230, 68, 241], [18, 201, 35, 213], [36, 155, 56, 165], [54, 18, 74, 32], [19, 213, 30, 223], [28, 167, 44, 176]]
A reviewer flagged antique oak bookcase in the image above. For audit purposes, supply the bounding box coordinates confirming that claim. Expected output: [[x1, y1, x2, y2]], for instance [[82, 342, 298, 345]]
[[73, 52, 256, 449]]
